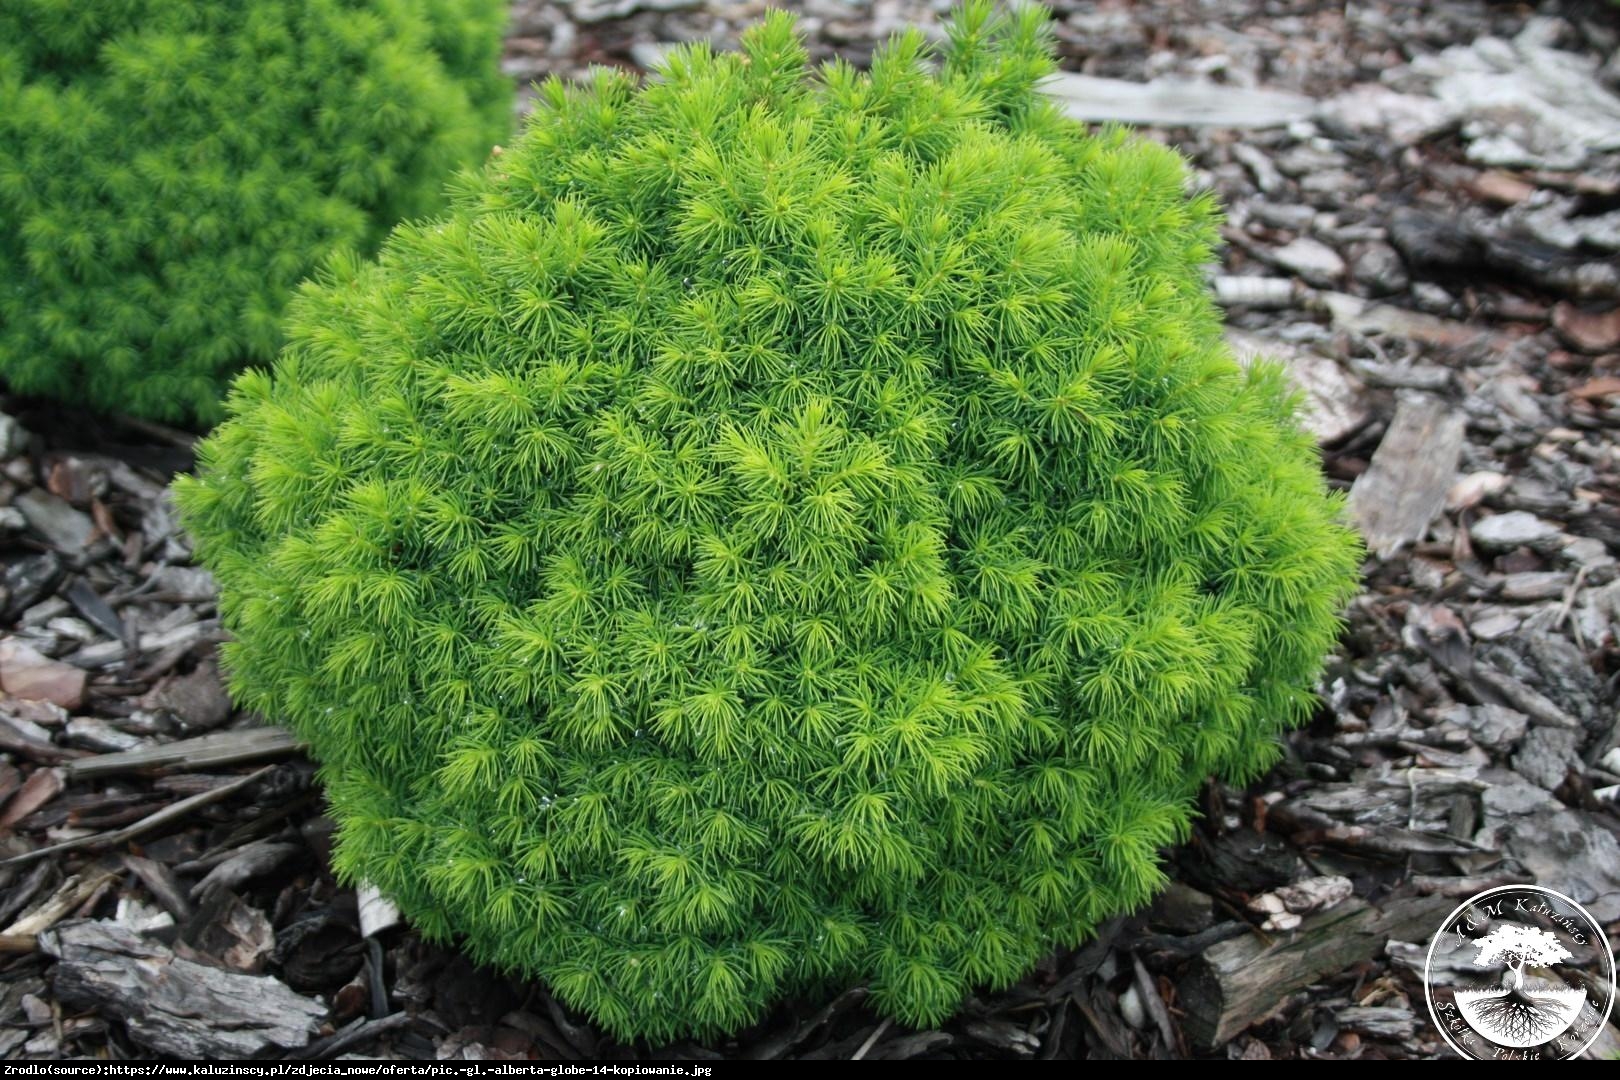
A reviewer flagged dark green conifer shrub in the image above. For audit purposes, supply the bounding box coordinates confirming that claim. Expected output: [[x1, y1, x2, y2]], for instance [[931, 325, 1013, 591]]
[[176, 3, 1362, 1042], [0, 0, 511, 423]]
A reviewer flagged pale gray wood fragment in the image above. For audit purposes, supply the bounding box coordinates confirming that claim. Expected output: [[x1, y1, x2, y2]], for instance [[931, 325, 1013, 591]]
[[1228, 331, 1370, 445], [1350, 397, 1466, 559], [41, 919, 323, 1058], [1179, 894, 1453, 1048], [1042, 72, 1314, 129], [65, 726, 301, 781]]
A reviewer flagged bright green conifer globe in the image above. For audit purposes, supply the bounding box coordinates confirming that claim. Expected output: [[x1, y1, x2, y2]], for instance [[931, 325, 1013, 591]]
[[176, 3, 1361, 1042], [0, 0, 511, 423]]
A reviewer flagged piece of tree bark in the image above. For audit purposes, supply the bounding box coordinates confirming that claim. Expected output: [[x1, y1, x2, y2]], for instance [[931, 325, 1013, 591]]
[[743, 986, 868, 1061], [3, 868, 120, 937], [1131, 953, 1180, 1054], [1179, 893, 1454, 1048], [1350, 397, 1466, 559], [176, 892, 276, 974], [0, 767, 63, 829], [1176, 827, 1299, 895], [867, 1031, 954, 1060], [188, 840, 301, 902], [1227, 331, 1370, 446], [0, 639, 87, 709], [1213, 276, 1305, 310], [1319, 291, 1485, 349], [0, 714, 82, 764], [121, 855, 193, 921], [65, 727, 301, 781], [287, 1011, 412, 1061], [63, 578, 124, 640], [1388, 208, 1620, 301], [0, 860, 56, 926], [41, 919, 323, 1058], [1042, 72, 1315, 129], [0, 766, 273, 869]]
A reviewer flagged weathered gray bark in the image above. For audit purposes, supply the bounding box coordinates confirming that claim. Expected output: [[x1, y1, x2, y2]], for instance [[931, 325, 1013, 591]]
[[65, 726, 301, 781], [1179, 894, 1454, 1048], [1349, 397, 1466, 559], [41, 920, 324, 1058]]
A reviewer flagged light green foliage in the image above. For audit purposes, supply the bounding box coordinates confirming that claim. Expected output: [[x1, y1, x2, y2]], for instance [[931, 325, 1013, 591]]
[[177, 3, 1362, 1042], [0, 0, 511, 423]]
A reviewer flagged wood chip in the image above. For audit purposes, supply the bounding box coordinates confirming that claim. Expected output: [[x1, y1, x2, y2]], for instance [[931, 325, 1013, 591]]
[[1043, 72, 1315, 128], [115, 896, 176, 935], [1469, 170, 1537, 205], [1350, 397, 1467, 559], [1179, 894, 1453, 1048], [0, 762, 19, 807], [358, 881, 402, 939], [0, 639, 87, 710], [287, 1012, 412, 1061], [65, 727, 302, 782], [1075, 989, 1134, 1057], [1228, 332, 1370, 445], [1446, 471, 1510, 512], [0, 713, 77, 764], [1552, 302, 1620, 352], [1247, 875, 1355, 930], [138, 657, 233, 733], [177, 893, 276, 973], [744, 987, 867, 1060], [866, 1030, 954, 1060], [0, 766, 273, 869], [13, 490, 97, 554], [63, 718, 144, 754], [1320, 291, 1486, 348], [1130, 953, 1179, 1053], [3, 868, 120, 937], [960, 1018, 1039, 1057], [1569, 375, 1620, 401], [41, 919, 323, 1057], [0, 767, 63, 830], [188, 840, 300, 902], [1213, 276, 1303, 309], [121, 855, 193, 921], [62, 579, 123, 640]]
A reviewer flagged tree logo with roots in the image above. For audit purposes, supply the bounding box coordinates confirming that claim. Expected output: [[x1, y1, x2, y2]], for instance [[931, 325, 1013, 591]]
[[1425, 885, 1615, 1060]]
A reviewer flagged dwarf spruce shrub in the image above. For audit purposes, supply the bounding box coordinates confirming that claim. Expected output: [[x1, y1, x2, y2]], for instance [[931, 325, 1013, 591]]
[[0, 0, 511, 423], [176, 3, 1362, 1042]]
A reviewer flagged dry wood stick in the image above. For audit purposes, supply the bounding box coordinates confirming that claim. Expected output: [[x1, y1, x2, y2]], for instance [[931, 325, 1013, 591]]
[[64, 727, 302, 781], [0, 766, 274, 869]]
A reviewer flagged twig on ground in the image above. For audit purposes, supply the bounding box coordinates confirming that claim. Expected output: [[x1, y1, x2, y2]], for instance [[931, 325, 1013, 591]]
[[65, 728, 302, 781], [851, 1017, 892, 1061], [0, 766, 273, 869]]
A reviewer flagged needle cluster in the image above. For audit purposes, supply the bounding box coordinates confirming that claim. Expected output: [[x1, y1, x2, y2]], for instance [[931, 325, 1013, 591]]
[[0, 0, 511, 421]]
